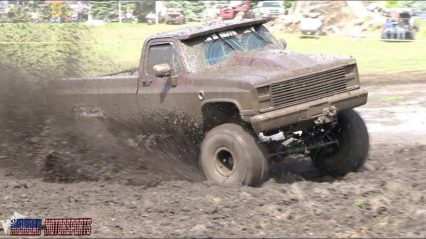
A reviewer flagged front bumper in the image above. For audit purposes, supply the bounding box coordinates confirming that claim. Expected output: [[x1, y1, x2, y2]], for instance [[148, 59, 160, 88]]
[[250, 89, 368, 132], [166, 19, 183, 23], [262, 13, 281, 18]]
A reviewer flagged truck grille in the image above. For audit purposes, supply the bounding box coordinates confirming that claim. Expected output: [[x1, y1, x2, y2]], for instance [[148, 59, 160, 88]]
[[270, 67, 348, 108]]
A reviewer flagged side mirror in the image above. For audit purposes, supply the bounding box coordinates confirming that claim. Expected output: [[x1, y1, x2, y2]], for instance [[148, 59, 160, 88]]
[[153, 63, 171, 77], [279, 38, 287, 49]]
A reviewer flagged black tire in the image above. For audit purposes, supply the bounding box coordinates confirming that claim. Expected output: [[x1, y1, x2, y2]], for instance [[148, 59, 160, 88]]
[[313, 30, 320, 38], [200, 123, 270, 186], [410, 31, 416, 40], [310, 109, 369, 176]]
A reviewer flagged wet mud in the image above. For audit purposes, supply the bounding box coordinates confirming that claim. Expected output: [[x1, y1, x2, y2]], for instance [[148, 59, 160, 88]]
[[0, 70, 425, 237]]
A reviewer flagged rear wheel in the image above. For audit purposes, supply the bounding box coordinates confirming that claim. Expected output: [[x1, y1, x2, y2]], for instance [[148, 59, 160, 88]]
[[200, 123, 270, 186], [310, 109, 369, 176]]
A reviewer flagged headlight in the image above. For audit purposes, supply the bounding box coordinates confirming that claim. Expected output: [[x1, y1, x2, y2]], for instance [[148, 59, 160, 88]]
[[257, 85, 270, 98], [344, 64, 360, 89], [257, 86, 271, 110]]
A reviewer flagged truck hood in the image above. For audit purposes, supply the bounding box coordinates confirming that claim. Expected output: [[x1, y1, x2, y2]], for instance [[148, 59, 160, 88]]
[[189, 49, 355, 87]]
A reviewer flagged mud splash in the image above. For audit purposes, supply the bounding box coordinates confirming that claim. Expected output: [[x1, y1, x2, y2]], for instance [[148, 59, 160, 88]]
[[0, 64, 204, 187], [0, 22, 206, 186], [41, 115, 205, 186]]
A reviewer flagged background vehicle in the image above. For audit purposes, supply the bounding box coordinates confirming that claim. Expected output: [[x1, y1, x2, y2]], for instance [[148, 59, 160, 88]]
[[381, 8, 418, 40], [300, 12, 323, 37], [49, 19, 369, 187], [165, 8, 185, 25], [145, 12, 156, 25], [214, 3, 228, 16], [250, 1, 285, 18], [219, 0, 250, 20]]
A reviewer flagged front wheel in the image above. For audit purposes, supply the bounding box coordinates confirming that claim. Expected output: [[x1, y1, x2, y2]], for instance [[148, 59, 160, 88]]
[[310, 109, 369, 176], [200, 123, 270, 186]]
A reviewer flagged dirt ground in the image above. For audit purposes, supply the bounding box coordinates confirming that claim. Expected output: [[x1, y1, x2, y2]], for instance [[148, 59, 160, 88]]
[[0, 71, 425, 238]]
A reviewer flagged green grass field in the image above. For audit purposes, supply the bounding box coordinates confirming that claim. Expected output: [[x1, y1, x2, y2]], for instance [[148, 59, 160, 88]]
[[86, 21, 426, 76], [1, 21, 425, 77]]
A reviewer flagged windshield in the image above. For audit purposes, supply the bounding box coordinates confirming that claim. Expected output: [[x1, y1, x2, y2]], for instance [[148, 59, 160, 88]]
[[203, 24, 277, 65], [263, 2, 280, 7]]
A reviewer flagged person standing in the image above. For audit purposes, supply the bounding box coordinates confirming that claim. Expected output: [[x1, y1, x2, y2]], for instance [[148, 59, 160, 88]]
[[395, 19, 406, 40], [383, 18, 396, 39]]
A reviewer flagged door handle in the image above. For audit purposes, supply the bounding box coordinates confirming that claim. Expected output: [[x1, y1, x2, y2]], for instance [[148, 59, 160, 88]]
[[141, 80, 152, 87]]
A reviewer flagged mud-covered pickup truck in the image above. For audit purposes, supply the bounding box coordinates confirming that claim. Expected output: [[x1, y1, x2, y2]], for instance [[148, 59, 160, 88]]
[[49, 19, 369, 186]]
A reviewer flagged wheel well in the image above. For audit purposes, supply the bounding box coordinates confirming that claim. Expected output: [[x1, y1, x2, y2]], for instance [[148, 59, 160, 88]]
[[202, 102, 242, 132]]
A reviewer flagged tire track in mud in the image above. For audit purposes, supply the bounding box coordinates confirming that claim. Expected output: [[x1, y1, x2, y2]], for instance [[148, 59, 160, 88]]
[[0, 143, 424, 237], [358, 83, 426, 144]]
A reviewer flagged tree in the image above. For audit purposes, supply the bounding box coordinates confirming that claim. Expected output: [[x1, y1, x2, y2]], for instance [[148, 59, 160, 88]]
[[90, 1, 118, 21], [385, 0, 426, 10], [165, 1, 207, 22], [90, 1, 145, 22], [133, 1, 156, 22], [403, 1, 426, 10], [384, 0, 401, 9]]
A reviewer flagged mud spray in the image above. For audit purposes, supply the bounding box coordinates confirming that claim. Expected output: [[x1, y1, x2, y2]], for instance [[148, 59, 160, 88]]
[[0, 24, 204, 187]]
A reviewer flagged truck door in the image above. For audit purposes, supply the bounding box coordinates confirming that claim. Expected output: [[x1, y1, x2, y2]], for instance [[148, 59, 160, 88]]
[[137, 39, 198, 133]]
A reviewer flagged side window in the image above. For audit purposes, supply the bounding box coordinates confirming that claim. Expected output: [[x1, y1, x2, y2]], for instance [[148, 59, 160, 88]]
[[146, 43, 183, 75]]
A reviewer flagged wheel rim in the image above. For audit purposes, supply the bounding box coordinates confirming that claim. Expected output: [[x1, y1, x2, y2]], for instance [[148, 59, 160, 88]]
[[312, 125, 343, 160], [214, 147, 235, 177]]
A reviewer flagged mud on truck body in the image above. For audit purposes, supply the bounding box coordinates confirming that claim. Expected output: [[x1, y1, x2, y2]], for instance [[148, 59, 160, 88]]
[[48, 18, 369, 186]]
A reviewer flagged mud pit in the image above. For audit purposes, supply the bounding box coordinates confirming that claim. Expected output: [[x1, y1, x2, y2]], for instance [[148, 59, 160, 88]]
[[0, 72, 425, 238]]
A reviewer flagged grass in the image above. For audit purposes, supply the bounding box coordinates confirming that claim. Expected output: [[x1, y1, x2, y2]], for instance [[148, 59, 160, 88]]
[[1, 21, 426, 77], [0, 23, 100, 81], [86, 21, 426, 76], [87, 23, 194, 72], [277, 33, 426, 75]]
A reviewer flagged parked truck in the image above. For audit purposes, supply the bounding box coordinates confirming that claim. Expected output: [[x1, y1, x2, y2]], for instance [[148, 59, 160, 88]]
[[164, 8, 186, 25], [48, 19, 369, 186], [219, 0, 250, 20], [249, 1, 285, 19]]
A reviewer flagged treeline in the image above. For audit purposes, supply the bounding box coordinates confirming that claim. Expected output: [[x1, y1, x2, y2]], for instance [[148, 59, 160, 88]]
[[3, 0, 424, 24], [1, 1, 290, 23]]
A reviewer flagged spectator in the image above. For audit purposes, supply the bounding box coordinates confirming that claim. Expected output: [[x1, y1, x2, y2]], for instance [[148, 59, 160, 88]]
[[5, 4, 16, 21], [395, 20, 406, 40], [125, 11, 134, 22], [31, 11, 39, 22], [383, 19, 395, 38]]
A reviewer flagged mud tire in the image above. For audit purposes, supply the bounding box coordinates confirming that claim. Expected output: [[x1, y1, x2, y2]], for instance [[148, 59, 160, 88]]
[[311, 109, 369, 176], [200, 123, 270, 186]]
